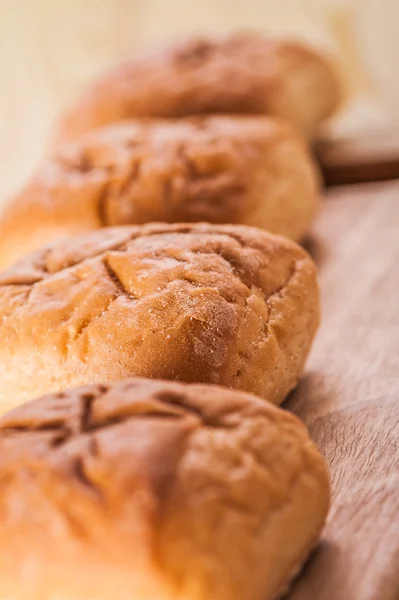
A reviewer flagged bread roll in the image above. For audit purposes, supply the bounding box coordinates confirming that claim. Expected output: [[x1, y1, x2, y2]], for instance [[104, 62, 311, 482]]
[[0, 223, 319, 413], [56, 32, 340, 144], [0, 116, 320, 269], [0, 378, 330, 600]]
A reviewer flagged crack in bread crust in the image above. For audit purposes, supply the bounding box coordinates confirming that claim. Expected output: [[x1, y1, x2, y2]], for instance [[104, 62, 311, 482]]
[[102, 257, 135, 298]]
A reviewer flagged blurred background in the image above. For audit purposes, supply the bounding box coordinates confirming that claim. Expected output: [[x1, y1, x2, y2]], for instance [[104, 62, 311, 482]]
[[0, 0, 398, 200]]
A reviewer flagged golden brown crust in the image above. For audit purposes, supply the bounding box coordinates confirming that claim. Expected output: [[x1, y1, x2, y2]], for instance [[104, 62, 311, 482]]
[[0, 223, 319, 412], [56, 32, 341, 145], [0, 378, 330, 600], [0, 116, 320, 268]]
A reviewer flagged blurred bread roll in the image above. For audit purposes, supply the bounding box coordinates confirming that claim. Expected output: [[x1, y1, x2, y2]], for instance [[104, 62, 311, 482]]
[[56, 32, 341, 144], [0, 223, 319, 413], [0, 116, 320, 269], [0, 378, 330, 600]]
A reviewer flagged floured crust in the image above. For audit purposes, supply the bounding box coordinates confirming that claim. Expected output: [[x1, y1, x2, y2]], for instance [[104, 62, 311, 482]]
[[0, 223, 320, 412], [56, 32, 341, 144], [0, 116, 320, 268], [0, 378, 330, 600]]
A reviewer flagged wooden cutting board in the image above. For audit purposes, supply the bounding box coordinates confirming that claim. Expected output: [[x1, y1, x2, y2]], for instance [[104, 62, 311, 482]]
[[286, 180, 399, 600], [317, 130, 399, 186]]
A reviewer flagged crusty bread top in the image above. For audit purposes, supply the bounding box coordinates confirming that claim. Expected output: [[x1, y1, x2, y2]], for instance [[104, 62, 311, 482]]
[[0, 378, 330, 600], [0, 223, 319, 409], [0, 222, 311, 287], [54, 115, 317, 229], [0, 115, 321, 269], [56, 32, 341, 143]]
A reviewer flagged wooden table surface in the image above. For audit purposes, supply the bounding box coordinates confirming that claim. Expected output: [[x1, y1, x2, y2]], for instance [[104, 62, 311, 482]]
[[287, 181, 399, 600]]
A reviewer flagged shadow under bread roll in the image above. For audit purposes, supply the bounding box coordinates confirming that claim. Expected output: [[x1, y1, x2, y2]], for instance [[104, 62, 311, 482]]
[[0, 115, 320, 270], [55, 31, 341, 145], [0, 223, 319, 413], [0, 378, 330, 600]]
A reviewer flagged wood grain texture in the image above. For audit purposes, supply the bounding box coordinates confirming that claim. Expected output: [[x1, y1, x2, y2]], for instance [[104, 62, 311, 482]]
[[287, 181, 399, 600]]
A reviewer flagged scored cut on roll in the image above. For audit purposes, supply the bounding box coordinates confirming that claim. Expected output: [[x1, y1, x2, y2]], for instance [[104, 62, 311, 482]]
[[0, 378, 330, 600], [0, 223, 319, 413], [0, 115, 321, 269], [56, 31, 341, 144]]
